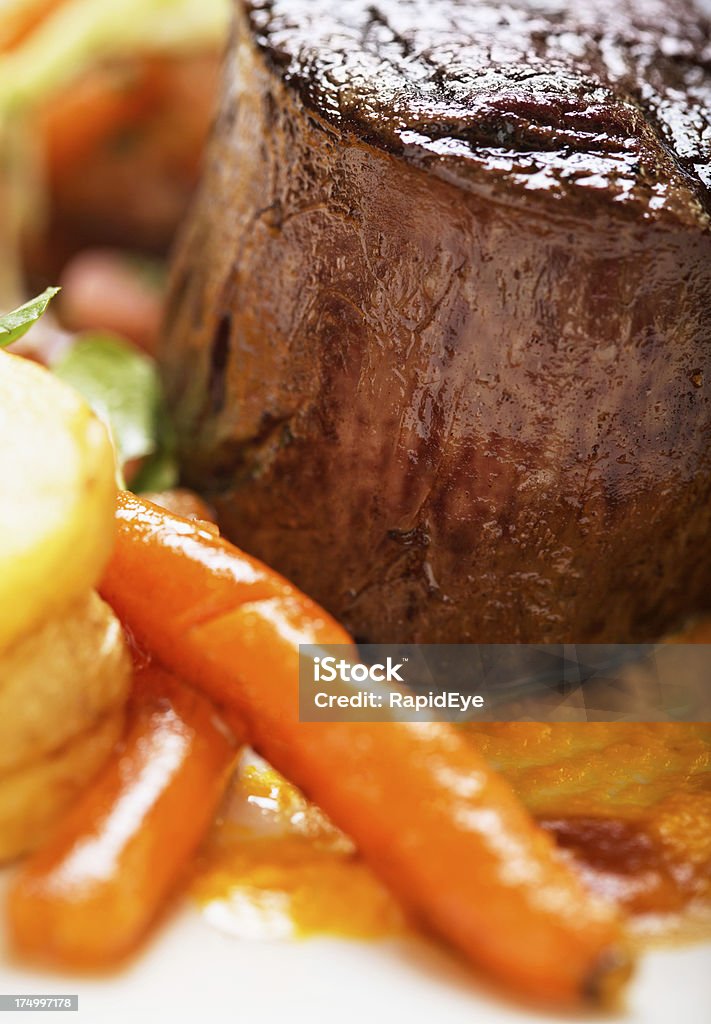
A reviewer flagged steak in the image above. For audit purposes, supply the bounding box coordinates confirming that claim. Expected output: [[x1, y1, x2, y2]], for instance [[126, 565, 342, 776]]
[[161, 0, 711, 643]]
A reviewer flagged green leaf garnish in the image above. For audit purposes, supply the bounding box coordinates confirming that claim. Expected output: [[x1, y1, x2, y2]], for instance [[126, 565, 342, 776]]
[[131, 445, 179, 493], [53, 333, 177, 490], [0, 287, 60, 348]]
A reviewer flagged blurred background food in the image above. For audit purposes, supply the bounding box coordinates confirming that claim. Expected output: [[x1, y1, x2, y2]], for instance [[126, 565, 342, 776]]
[[0, 0, 229, 341], [0, 0, 230, 489]]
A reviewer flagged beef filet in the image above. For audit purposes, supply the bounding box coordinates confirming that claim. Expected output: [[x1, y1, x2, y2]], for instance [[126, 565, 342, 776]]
[[161, 0, 711, 643]]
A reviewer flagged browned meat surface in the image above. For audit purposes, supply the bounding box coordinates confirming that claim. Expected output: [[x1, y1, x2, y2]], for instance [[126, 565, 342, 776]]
[[161, 0, 711, 642]]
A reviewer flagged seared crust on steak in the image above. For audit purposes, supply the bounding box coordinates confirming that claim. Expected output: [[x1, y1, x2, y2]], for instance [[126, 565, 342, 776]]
[[248, 0, 710, 225]]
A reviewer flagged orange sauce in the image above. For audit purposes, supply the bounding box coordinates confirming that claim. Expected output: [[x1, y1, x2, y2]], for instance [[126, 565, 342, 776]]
[[191, 756, 404, 940], [192, 727, 711, 944], [464, 722, 711, 939]]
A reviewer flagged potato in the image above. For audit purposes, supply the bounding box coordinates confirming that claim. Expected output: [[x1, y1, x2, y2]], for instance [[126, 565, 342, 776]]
[[0, 591, 130, 774], [0, 708, 125, 863], [0, 351, 116, 652]]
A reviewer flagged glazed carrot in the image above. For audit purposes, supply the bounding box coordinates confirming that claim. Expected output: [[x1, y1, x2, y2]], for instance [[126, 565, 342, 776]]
[[100, 492, 631, 1007], [7, 662, 237, 968]]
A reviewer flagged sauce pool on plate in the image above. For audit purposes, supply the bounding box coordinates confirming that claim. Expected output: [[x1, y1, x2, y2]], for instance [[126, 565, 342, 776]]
[[192, 724, 711, 945]]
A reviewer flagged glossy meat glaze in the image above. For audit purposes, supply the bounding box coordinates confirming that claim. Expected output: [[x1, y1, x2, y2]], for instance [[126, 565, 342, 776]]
[[162, 0, 711, 642]]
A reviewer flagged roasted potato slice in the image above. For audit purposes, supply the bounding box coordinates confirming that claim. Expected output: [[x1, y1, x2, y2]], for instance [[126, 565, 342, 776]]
[[0, 351, 116, 652], [0, 591, 130, 774], [0, 708, 124, 863]]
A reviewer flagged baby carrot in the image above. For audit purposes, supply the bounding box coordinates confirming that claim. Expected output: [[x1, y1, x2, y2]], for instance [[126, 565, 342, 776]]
[[7, 662, 237, 968], [100, 492, 631, 1007]]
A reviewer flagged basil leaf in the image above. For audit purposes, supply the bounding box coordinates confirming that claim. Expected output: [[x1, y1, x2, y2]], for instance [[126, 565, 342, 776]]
[[53, 333, 177, 490], [0, 287, 60, 347]]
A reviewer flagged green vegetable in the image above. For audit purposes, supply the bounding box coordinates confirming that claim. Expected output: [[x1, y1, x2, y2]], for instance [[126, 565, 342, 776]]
[[131, 445, 179, 493], [53, 333, 177, 490], [0, 287, 59, 348]]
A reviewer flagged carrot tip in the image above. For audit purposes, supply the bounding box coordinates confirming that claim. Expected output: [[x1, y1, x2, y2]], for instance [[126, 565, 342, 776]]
[[583, 945, 634, 1010]]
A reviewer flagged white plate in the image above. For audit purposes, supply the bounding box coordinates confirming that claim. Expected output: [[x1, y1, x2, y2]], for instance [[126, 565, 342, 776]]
[[1, 873, 709, 1024]]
